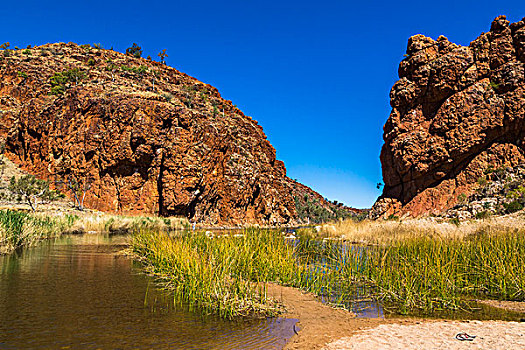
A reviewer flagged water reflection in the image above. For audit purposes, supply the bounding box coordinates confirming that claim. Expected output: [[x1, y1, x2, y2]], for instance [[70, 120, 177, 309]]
[[0, 236, 297, 349]]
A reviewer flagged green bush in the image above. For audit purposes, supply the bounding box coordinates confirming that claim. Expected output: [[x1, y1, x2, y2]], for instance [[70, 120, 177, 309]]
[[475, 211, 490, 220], [507, 186, 525, 200], [49, 68, 86, 95], [504, 201, 523, 214], [50, 85, 65, 96], [477, 176, 488, 186], [8, 175, 61, 212], [126, 43, 142, 58], [457, 193, 467, 205], [449, 217, 460, 226], [121, 65, 147, 75], [294, 195, 338, 224], [387, 214, 399, 221], [489, 81, 500, 90]]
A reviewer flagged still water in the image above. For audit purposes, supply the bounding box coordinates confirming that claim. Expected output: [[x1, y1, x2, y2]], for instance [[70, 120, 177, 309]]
[[0, 235, 297, 349]]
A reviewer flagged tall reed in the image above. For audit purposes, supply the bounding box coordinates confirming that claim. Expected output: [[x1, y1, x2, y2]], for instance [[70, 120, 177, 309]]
[[0, 210, 79, 254], [132, 228, 299, 318], [334, 228, 525, 313], [132, 222, 525, 318]]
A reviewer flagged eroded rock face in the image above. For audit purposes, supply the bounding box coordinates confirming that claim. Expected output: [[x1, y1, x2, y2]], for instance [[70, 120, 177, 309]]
[[372, 16, 525, 218], [0, 43, 297, 225]]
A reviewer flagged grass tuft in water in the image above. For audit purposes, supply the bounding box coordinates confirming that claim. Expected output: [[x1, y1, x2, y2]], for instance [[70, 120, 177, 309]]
[[132, 224, 525, 319], [0, 210, 79, 254], [132, 228, 297, 319], [298, 227, 525, 314]]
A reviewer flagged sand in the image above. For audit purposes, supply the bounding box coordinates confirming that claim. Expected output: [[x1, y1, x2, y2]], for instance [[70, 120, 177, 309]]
[[323, 320, 525, 349], [266, 283, 390, 349], [267, 283, 525, 349]]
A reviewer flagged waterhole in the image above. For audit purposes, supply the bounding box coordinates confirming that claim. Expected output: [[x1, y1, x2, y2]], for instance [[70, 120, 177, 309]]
[[0, 235, 297, 349]]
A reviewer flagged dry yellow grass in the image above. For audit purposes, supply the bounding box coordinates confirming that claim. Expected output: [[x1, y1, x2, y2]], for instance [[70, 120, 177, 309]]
[[316, 213, 525, 244], [64, 211, 189, 234]]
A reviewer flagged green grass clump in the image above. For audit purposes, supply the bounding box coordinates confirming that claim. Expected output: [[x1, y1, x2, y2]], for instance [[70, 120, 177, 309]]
[[0, 210, 79, 254], [132, 228, 296, 318], [132, 224, 525, 319], [132, 227, 366, 318], [121, 65, 148, 75], [49, 68, 86, 95], [338, 229, 525, 314]]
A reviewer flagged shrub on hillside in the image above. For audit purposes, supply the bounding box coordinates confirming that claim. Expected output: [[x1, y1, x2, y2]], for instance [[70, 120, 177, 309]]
[[49, 68, 86, 95], [126, 43, 142, 58], [504, 201, 523, 214]]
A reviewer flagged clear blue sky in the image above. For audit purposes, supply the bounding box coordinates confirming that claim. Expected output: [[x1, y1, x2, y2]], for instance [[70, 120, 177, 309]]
[[1, 1, 523, 208]]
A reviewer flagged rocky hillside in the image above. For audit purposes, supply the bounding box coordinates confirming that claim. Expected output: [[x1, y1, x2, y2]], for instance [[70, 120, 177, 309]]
[[444, 164, 525, 220], [0, 42, 354, 225], [372, 16, 525, 219], [288, 179, 365, 223]]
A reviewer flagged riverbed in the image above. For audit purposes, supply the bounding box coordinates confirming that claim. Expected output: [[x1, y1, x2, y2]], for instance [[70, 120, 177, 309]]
[[0, 235, 297, 349]]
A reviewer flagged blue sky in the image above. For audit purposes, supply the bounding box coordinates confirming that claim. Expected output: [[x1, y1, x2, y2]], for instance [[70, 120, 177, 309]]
[[1, 1, 523, 208]]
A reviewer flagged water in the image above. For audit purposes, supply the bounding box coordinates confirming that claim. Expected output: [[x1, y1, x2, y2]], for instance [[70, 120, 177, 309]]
[[388, 301, 525, 322], [296, 238, 525, 321], [0, 235, 297, 349]]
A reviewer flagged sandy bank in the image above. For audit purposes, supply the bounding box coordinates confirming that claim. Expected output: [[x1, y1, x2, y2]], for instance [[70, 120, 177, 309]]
[[267, 282, 525, 349], [265, 283, 391, 349], [324, 320, 525, 349]]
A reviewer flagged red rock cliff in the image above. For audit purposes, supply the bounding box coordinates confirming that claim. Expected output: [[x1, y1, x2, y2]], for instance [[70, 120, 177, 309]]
[[372, 16, 525, 218], [0, 42, 298, 225]]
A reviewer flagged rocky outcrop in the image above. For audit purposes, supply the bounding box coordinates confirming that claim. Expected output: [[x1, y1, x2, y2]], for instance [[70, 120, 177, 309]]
[[372, 16, 525, 218], [444, 164, 525, 220], [0, 42, 304, 225]]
